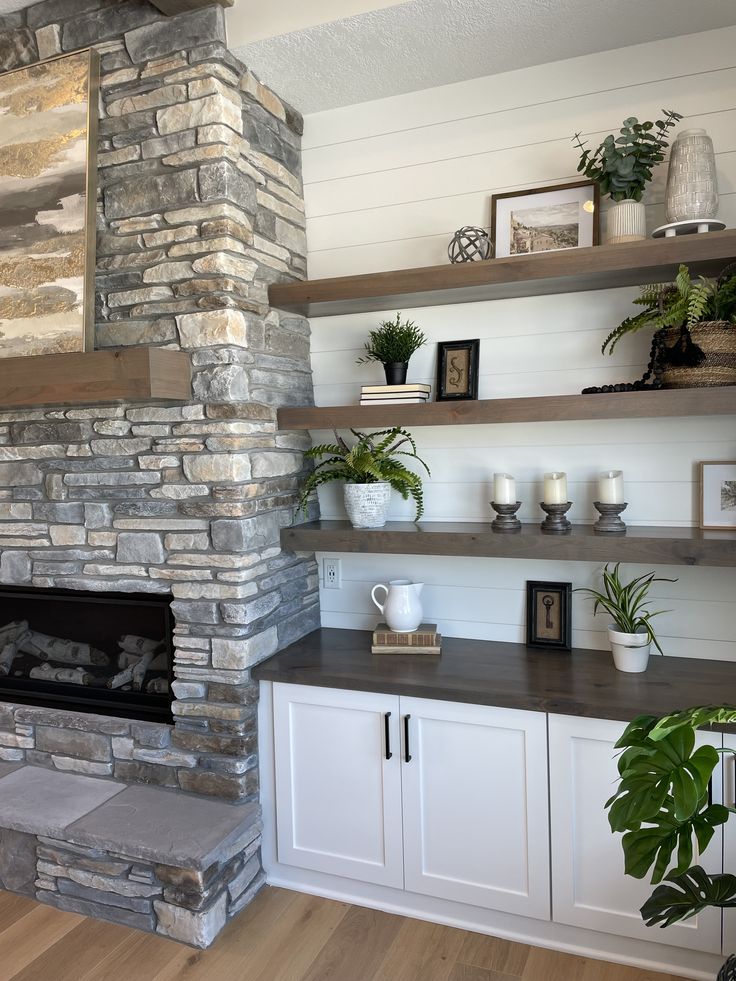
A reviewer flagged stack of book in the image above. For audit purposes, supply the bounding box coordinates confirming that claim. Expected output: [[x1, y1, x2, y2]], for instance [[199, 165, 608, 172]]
[[371, 623, 442, 655], [360, 383, 431, 405]]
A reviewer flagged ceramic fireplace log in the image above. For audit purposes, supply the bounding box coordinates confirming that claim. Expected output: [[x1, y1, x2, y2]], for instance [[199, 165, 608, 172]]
[[18, 630, 109, 667], [119, 635, 163, 656], [131, 650, 156, 690], [0, 620, 30, 648], [0, 642, 18, 677], [146, 677, 169, 694], [29, 663, 94, 686]]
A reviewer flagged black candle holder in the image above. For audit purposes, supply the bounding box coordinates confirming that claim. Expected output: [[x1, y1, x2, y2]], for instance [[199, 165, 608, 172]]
[[593, 501, 628, 534], [540, 501, 572, 534], [491, 501, 522, 532]]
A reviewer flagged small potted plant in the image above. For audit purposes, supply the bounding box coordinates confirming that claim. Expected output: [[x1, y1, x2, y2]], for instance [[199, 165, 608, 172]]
[[299, 427, 430, 529], [356, 312, 427, 385], [574, 110, 682, 243], [576, 563, 676, 673], [602, 263, 736, 388]]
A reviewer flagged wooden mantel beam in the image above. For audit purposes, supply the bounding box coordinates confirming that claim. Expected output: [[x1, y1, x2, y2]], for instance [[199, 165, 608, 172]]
[[149, 0, 233, 15]]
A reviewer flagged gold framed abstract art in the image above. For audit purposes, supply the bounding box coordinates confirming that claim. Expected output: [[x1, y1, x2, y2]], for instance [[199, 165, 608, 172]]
[[0, 49, 98, 359]]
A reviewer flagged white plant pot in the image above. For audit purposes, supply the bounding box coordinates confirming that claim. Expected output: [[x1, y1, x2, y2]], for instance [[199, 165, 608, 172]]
[[343, 482, 392, 529], [607, 199, 647, 244], [608, 625, 651, 674]]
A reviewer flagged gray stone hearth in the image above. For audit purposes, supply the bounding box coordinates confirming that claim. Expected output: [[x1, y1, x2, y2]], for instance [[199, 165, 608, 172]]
[[0, 0, 318, 946]]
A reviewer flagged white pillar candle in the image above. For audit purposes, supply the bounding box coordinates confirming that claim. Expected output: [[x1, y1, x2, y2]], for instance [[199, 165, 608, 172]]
[[543, 472, 568, 504], [493, 473, 516, 505], [598, 470, 624, 504]]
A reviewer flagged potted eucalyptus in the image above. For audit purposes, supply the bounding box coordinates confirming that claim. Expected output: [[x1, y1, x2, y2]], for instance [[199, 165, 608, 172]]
[[356, 312, 427, 385], [577, 563, 676, 673], [603, 263, 736, 388], [299, 427, 430, 529], [607, 705, 736, 978], [574, 110, 682, 243]]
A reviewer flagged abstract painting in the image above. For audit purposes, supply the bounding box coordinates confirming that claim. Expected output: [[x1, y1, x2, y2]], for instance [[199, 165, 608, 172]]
[[0, 50, 97, 359]]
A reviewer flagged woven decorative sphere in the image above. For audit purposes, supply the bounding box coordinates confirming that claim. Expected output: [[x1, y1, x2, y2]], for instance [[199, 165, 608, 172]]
[[718, 955, 736, 981], [448, 226, 493, 263]]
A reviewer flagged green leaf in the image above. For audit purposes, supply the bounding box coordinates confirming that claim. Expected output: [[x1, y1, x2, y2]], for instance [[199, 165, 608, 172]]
[[641, 866, 736, 928]]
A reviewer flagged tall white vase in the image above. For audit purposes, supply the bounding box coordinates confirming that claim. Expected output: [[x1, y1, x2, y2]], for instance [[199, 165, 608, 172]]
[[665, 128, 718, 222], [607, 199, 646, 244]]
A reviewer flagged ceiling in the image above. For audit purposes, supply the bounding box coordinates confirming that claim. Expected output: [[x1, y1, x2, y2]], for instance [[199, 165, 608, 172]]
[[230, 0, 736, 114]]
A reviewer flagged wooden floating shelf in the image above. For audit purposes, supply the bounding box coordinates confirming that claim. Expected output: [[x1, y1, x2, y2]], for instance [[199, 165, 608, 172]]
[[269, 229, 736, 317], [0, 348, 192, 409], [278, 386, 736, 430], [282, 520, 736, 568]]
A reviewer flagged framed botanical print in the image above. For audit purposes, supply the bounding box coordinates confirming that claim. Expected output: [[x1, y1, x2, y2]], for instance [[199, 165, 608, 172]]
[[490, 180, 599, 259], [0, 49, 99, 359], [526, 580, 572, 651], [436, 339, 479, 401], [700, 461, 736, 530]]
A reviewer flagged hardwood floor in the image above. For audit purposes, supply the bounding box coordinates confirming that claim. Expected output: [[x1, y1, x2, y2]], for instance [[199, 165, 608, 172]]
[[0, 887, 693, 981]]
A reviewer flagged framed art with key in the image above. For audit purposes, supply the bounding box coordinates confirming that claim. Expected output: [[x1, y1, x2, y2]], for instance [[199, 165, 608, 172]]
[[526, 580, 572, 650]]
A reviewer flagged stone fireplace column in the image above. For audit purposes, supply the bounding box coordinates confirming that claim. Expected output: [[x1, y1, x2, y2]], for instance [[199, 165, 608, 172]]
[[0, 1, 319, 803]]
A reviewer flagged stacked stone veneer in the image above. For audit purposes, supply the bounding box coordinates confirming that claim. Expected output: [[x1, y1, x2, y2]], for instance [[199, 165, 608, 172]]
[[0, 0, 319, 939]]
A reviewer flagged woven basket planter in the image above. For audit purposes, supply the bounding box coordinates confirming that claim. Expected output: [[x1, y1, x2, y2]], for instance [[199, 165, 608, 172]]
[[658, 321, 736, 388]]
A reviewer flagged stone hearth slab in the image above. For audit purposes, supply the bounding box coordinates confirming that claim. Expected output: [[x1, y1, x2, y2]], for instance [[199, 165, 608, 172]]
[[0, 762, 23, 780], [0, 766, 126, 837], [67, 784, 261, 870]]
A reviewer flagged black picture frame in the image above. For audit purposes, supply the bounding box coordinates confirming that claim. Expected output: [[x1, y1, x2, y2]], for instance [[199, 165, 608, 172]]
[[436, 339, 480, 401], [490, 180, 600, 258], [526, 581, 572, 651]]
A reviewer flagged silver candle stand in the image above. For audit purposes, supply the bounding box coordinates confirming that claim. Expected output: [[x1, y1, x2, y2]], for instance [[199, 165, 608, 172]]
[[539, 502, 572, 534], [593, 501, 628, 534], [491, 501, 522, 532]]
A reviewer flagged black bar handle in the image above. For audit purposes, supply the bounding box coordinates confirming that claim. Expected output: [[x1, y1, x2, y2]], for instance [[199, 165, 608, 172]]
[[404, 714, 412, 763], [384, 712, 392, 760], [708, 776, 713, 807]]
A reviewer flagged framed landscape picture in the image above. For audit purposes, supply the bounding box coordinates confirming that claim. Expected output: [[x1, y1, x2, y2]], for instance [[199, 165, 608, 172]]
[[0, 49, 98, 359], [700, 461, 736, 530], [490, 180, 599, 259], [526, 581, 572, 651]]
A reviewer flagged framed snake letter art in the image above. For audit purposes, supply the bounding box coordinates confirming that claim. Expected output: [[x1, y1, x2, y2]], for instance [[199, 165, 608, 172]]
[[526, 580, 572, 651], [436, 339, 480, 401]]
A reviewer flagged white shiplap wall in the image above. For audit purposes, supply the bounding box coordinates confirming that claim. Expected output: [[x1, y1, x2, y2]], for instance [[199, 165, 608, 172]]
[[301, 26, 736, 661]]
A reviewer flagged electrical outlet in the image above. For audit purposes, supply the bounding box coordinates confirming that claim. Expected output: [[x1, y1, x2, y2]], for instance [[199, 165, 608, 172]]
[[323, 558, 341, 589]]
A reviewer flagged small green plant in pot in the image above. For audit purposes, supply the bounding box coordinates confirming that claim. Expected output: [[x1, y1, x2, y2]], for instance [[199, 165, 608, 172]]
[[603, 263, 736, 388], [356, 312, 427, 386], [573, 110, 682, 243], [299, 427, 430, 529], [607, 705, 736, 977], [576, 563, 676, 673]]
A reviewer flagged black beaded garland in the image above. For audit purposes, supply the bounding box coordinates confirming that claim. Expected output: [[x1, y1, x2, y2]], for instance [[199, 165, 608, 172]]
[[718, 955, 736, 981], [448, 226, 493, 263], [582, 332, 664, 395]]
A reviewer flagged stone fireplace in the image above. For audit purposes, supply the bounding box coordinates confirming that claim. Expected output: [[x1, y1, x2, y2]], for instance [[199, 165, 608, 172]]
[[0, 0, 318, 946]]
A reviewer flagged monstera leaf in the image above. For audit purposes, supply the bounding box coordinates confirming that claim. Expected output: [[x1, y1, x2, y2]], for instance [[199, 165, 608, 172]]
[[641, 866, 736, 928]]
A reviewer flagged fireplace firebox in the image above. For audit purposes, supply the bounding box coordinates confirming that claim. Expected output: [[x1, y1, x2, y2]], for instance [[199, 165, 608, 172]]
[[0, 586, 174, 722]]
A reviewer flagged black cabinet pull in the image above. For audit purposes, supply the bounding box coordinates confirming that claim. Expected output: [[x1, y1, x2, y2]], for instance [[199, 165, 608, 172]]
[[404, 714, 412, 763], [384, 712, 392, 760], [708, 776, 713, 807]]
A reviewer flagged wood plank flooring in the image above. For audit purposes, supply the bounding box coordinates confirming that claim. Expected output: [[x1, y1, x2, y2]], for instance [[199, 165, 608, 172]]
[[0, 887, 694, 981]]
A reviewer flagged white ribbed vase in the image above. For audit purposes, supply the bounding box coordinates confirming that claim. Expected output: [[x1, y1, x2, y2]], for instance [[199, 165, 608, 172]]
[[607, 199, 646, 244], [343, 482, 392, 528], [665, 128, 718, 222]]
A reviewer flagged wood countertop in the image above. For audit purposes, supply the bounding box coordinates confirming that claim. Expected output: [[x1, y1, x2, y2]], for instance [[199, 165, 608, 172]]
[[253, 628, 736, 724]]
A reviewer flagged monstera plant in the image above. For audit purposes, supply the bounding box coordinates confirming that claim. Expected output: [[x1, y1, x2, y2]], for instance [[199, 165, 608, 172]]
[[607, 706, 736, 929]]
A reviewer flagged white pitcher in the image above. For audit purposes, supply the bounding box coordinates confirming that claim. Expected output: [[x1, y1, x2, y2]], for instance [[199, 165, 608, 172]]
[[371, 579, 424, 633]]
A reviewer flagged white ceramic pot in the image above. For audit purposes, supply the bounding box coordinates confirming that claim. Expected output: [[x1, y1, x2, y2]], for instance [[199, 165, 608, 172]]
[[665, 128, 718, 222], [343, 481, 391, 529], [608, 625, 651, 673], [607, 199, 646, 244], [371, 580, 424, 632]]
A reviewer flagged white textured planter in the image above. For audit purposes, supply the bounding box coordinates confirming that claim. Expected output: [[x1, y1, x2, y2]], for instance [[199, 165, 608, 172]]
[[607, 199, 646, 244], [343, 482, 392, 529], [608, 625, 651, 674]]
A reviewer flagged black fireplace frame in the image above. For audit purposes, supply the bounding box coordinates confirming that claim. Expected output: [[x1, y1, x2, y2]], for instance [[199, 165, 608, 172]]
[[0, 584, 174, 722]]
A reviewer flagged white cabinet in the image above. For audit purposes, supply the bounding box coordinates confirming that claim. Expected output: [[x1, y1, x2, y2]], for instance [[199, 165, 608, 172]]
[[272, 683, 404, 887], [272, 683, 550, 919], [722, 745, 736, 954], [549, 714, 723, 954], [401, 697, 550, 920]]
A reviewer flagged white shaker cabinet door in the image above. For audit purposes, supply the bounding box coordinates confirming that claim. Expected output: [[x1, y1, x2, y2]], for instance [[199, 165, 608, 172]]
[[272, 682, 404, 888], [400, 697, 551, 920], [549, 714, 723, 953]]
